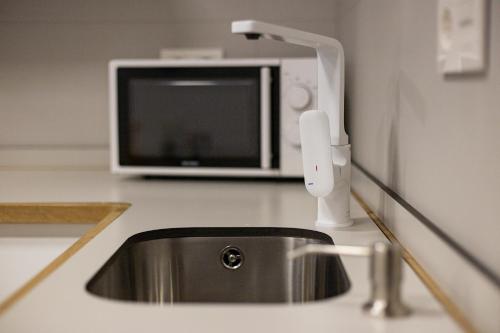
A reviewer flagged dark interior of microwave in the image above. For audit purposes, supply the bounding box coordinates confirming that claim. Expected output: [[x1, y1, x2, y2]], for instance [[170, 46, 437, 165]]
[[116, 66, 280, 169]]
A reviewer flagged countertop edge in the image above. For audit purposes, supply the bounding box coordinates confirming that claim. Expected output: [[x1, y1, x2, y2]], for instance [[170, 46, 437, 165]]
[[0, 202, 130, 315]]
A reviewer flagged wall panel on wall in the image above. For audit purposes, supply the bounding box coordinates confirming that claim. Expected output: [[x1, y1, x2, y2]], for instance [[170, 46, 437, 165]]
[[0, 0, 338, 168], [337, 0, 500, 324]]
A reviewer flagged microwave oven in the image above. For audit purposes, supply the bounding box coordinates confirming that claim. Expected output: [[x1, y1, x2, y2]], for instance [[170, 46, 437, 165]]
[[109, 58, 317, 177]]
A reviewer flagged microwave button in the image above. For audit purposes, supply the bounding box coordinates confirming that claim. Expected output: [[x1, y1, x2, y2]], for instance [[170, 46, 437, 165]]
[[287, 84, 312, 111]]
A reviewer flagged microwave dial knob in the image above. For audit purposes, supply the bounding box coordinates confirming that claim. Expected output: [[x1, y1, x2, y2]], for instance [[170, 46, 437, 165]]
[[287, 85, 311, 111]]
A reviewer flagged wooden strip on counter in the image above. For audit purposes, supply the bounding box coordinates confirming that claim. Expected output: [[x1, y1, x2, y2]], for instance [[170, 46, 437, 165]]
[[352, 191, 477, 333], [0, 203, 121, 224], [0, 202, 130, 316]]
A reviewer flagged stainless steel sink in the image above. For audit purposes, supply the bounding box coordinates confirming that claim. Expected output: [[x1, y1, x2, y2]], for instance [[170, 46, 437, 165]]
[[86, 227, 350, 304]]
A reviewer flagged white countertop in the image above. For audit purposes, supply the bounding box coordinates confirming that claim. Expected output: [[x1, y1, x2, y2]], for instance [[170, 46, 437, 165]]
[[0, 171, 460, 332]]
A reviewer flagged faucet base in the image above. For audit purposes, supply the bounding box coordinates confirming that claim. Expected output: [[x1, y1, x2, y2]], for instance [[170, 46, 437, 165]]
[[315, 182, 353, 228], [315, 144, 352, 228], [316, 219, 353, 228]]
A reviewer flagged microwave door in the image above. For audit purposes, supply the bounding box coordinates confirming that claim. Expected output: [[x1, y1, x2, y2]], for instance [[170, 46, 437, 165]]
[[120, 67, 263, 169], [260, 67, 271, 170]]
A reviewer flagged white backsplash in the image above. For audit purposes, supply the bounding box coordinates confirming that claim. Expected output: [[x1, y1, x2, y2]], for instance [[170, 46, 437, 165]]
[[0, 0, 338, 167], [336, 0, 500, 305]]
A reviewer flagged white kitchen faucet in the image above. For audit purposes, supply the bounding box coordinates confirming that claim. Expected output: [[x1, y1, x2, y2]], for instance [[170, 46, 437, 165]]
[[232, 20, 352, 227]]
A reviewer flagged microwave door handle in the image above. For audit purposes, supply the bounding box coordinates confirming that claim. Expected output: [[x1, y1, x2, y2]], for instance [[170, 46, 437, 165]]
[[260, 67, 271, 169]]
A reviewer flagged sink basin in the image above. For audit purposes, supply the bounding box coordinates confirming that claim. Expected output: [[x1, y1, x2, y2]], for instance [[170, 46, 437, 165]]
[[86, 227, 350, 304]]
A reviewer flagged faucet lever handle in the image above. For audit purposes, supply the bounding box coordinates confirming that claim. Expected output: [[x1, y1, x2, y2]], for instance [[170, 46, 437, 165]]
[[299, 110, 334, 198]]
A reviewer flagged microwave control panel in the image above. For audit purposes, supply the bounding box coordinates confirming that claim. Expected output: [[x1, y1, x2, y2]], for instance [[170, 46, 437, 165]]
[[280, 58, 317, 177]]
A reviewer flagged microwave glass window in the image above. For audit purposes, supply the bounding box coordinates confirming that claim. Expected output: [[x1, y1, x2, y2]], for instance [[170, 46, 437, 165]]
[[121, 69, 262, 168]]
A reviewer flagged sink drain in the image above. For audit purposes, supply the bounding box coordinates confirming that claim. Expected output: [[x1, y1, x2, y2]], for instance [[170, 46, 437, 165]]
[[220, 246, 244, 270]]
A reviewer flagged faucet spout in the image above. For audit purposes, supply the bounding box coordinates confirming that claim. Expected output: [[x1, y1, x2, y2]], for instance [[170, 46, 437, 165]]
[[232, 20, 348, 146]]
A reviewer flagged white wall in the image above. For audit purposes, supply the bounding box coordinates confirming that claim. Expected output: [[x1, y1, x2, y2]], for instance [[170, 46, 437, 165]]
[[0, 0, 338, 168], [336, 0, 500, 280]]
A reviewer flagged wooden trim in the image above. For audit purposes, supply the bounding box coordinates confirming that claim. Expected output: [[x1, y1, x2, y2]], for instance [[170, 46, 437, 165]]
[[0, 166, 107, 171], [352, 191, 477, 333], [0, 203, 127, 224], [0, 202, 130, 316]]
